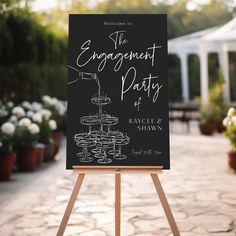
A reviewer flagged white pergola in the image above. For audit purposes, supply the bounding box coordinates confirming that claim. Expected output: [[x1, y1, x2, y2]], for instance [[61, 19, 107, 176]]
[[168, 17, 236, 104]]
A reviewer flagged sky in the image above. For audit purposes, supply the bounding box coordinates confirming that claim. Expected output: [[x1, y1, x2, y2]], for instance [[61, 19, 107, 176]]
[[30, 0, 211, 12]]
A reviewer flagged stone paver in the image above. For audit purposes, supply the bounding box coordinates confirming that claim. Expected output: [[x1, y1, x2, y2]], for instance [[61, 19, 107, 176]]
[[1, 130, 236, 236]]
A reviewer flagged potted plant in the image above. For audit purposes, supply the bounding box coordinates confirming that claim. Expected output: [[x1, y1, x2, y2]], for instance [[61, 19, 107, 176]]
[[199, 103, 221, 135], [0, 122, 16, 181], [208, 72, 228, 133], [36, 109, 57, 162], [14, 118, 40, 171], [42, 96, 66, 152], [223, 107, 236, 171]]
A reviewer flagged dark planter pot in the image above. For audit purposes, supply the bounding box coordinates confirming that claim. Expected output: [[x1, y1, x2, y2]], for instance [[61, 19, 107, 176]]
[[35, 143, 45, 167], [228, 151, 236, 171], [214, 120, 225, 133], [199, 123, 215, 136], [0, 154, 16, 181], [52, 131, 64, 145], [43, 143, 55, 162], [17, 148, 38, 172]]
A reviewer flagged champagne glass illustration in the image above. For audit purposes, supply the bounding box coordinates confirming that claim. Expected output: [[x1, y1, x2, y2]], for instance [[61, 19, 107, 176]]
[[81, 115, 99, 134], [108, 131, 123, 156], [97, 136, 113, 164], [101, 116, 118, 133], [74, 133, 94, 162], [113, 134, 130, 160]]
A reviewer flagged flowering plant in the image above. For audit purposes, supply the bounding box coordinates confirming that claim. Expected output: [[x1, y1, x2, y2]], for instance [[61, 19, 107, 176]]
[[31, 109, 57, 144], [0, 122, 16, 156], [0, 103, 10, 125], [200, 103, 222, 124], [223, 107, 236, 151], [42, 95, 66, 133], [14, 118, 40, 149]]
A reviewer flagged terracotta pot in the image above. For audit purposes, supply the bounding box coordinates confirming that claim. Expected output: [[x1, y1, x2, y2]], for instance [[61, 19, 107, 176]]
[[214, 120, 225, 133], [17, 148, 38, 172], [199, 123, 215, 136], [35, 143, 45, 166], [0, 154, 16, 181], [228, 151, 236, 171], [52, 131, 64, 145], [43, 143, 55, 162]]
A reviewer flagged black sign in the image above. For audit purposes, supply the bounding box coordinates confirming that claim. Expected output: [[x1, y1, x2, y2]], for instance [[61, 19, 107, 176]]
[[67, 14, 169, 169]]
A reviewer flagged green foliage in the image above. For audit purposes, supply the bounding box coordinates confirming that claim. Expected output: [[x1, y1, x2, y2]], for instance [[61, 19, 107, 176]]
[[188, 55, 200, 100], [209, 71, 224, 104], [200, 71, 228, 124], [0, 132, 14, 155], [14, 125, 38, 149], [209, 70, 229, 118], [38, 119, 52, 144], [168, 55, 182, 102], [200, 103, 222, 124], [0, 9, 67, 102], [229, 52, 236, 101]]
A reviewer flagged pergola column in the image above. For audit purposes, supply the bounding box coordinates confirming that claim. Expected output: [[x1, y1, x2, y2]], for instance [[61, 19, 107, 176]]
[[199, 42, 209, 104], [218, 42, 230, 103], [178, 52, 189, 103]]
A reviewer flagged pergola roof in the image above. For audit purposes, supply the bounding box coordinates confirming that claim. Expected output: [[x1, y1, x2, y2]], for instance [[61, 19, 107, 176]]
[[168, 17, 236, 54], [204, 17, 236, 41]]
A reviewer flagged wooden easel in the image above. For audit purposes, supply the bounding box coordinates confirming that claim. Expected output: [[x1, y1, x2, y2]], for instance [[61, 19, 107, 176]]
[[56, 166, 180, 236]]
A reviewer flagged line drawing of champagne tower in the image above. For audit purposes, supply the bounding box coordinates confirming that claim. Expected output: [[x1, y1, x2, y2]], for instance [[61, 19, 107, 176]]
[[68, 66, 130, 164]]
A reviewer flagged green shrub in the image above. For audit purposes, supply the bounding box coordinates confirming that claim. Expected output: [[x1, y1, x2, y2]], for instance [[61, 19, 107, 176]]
[[200, 103, 222, 124], [0, 9, 67, 102]]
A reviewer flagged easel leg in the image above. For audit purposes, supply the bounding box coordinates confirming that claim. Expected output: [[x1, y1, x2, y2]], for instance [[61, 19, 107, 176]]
[[57, 174, 85, 236], [115, 174, 121, 236], [151, 174, 180, 236]]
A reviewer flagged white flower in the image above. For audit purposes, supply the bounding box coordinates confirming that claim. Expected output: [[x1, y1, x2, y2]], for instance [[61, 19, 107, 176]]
[[42, 95, 58, 107], [55, 101, 66, 116], [42, 95, 51, 103], [31, 102, 42, 112], [9, 115, 18, 123], [0, 108, 8, 117], [26, 110, 34, 118], [48, 119, 57, 130], [227, 107, 236, 117], [0, 141, 3, 147], [1, 122, 15, 135], [18, 118, 32, 127], [32, 113, 43, 123], [22, 101, 32, 110], [231, 116, 236, 126], [6, 101, 14, 108], [12, 106, 25, 117], [28, 123, 40, 134], [39, 109, 52, 120], [223, 117, 229, 127], [50, 97, 58, 106]]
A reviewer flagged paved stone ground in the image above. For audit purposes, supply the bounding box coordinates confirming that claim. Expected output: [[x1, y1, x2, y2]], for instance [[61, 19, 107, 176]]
[[1, 124, 236, 236]]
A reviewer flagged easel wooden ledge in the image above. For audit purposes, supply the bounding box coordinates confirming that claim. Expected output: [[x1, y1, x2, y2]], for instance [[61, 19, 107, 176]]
[[56, 166, 180, 236]]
